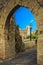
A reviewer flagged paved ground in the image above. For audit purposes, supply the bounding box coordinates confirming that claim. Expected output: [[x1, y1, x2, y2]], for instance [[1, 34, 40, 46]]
[[0, 47, 37, 65]]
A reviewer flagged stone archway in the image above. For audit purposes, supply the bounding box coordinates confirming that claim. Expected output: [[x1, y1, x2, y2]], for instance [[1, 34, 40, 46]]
[[4, 5, 25, 59], [0, 0, 43, 33], [0, 0, 43, 63], [5, 3, 38, 59]]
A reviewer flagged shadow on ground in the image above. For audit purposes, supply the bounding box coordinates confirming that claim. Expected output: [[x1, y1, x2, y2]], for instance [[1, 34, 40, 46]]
[[0, 47, 37, 65]]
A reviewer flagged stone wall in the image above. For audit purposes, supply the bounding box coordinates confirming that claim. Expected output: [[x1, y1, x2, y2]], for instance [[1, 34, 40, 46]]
[[37, 34, 43, 64], [15, 25, 25, 53], [0, 0, 43, 63], [4, 17, 16, 59], [22, 39, 36, 49], [0, 21, 5, 59], [0, 15, 24, 59]]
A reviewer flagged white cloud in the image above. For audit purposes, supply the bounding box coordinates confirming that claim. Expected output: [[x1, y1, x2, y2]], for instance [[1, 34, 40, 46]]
[[31, 20, 34, 23]]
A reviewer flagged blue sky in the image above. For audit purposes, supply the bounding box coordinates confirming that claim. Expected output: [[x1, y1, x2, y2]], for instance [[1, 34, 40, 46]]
[[14, 6, 38, 31]]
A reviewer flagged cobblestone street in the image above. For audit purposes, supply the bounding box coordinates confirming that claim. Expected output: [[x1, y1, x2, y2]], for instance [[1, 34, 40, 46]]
[[0, 47, 37, 65]]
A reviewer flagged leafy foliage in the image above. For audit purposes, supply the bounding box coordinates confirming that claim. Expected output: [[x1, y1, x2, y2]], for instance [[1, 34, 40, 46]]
[[32, 34, 38, 39], [26, 36, 30, 39], [26, 30, 38, 39]]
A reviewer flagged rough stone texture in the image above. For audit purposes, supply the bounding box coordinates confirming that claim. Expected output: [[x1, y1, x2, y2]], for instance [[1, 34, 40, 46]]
[[4, 17, 16, 59], [0, 14, 24, 59], [23, 39, 36, 49], [0, 16, 16, 59], [0, 0, 43, 63], [15, 25, 25, 53]]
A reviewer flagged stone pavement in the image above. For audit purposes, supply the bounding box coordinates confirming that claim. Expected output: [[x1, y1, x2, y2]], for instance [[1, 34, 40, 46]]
[[0, 47, 37, 65]]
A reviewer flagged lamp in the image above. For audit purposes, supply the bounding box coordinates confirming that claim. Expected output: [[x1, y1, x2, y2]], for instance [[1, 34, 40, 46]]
[[30, 24, 32, 41]]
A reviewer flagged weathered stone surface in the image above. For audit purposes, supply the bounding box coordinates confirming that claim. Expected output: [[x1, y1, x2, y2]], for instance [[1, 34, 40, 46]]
[[23, 39, 36, 49], [0, 14, 24, 59], [4, 17, 15, 59], [0, 0, 43, 64], [15, 25, 25, 53]]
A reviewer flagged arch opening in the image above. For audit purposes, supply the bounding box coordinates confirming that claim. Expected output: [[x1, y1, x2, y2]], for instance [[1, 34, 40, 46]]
[[4, 4, 38, 59], [4, 5, 25, 57]]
